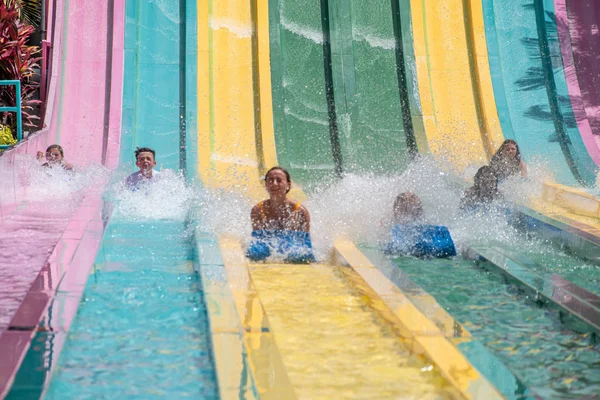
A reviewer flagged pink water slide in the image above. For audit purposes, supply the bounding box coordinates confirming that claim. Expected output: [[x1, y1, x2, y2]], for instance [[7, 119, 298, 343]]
[[556, 0, 600, 166], [0, 0, 125, 396]]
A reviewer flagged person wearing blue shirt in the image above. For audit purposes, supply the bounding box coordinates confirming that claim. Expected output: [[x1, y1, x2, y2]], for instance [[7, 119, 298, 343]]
[[386, 192, 456, 258]]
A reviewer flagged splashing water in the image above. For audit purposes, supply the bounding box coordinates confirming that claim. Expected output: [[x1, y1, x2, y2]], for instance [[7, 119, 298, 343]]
[[193, 188, 253, 240], [22, 156, 109, 211], [107, 169, 196, 221], [188, 156, 551, 261], [0, 155, 109, 331], [306, 156, 530, 257], [280, 15, 324, 45]]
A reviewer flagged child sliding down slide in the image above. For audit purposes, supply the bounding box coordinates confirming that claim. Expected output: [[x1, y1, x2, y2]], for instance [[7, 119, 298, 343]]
[[384, 192, 456, 258]]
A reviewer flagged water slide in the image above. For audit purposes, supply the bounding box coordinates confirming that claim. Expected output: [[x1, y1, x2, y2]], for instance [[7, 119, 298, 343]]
[[0, 0, 123, 396], [196, 1, 500, 398], [1, 0, 600, 398], [556, 0, 600, 161]]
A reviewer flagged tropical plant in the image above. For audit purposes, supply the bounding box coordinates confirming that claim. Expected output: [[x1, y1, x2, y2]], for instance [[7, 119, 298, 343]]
[[0, 1, 41, 133], [3, 0, 41, 28], [0, 123, 15, 145]]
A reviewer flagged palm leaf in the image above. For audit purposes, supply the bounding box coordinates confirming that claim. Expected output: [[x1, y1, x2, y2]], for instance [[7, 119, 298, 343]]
[[1, 0, 41, 27]]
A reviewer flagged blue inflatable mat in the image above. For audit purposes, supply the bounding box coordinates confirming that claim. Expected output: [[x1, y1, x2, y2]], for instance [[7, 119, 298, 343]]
[[246, 230, 316, 264], [385, 224, 456, 258]]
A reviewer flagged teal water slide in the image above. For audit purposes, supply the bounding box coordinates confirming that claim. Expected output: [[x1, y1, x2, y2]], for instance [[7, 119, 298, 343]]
[[483, 0, 597, 185]]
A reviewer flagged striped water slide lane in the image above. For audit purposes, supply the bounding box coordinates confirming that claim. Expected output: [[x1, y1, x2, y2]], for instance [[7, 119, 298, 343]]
[[0, 0, 125, 397], [197, 1, 296, 396], [268, 0, 427, 182], [267, 0, 343, 185], [198, 0, 504, 398], [7, 0, 215, 398], [408, 0, 600, 246], [554, 0, 600, 166], [409, 0, 504, 172], [481, 0, 597, 186]]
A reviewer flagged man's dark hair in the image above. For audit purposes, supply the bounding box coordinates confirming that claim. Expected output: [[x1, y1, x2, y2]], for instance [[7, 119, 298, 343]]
[[134, 147, 156, 160]]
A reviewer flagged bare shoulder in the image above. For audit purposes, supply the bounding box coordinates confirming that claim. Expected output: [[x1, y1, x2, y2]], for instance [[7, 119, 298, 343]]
[[297, 203, 310, 218], [288, 199, 307, 210]]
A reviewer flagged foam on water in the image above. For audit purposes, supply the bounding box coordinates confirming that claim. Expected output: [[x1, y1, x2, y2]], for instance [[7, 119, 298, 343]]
[[210, 17, 253, 38], [352, 27, 396, 50], [280, 16, 323, 45]]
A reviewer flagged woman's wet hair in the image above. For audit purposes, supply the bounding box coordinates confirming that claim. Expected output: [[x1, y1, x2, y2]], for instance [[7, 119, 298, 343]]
[[265, 166, 291, 193], [46, 144, 64, 157], [474, 166, 498, 190], [494, 139, 521, 162]]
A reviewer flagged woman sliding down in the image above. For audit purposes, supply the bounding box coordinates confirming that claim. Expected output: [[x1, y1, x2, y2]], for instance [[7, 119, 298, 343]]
[[251, 166, 310, 232], [37, 144, 73, 171], [490, 139, 527, 181], [248, 166, 315, 263]]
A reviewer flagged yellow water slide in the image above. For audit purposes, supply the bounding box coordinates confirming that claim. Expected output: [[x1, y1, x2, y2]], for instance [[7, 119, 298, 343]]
[[410, 0, 600, 232], [197, 0, 503, 398], [410, 0, 504, 171]]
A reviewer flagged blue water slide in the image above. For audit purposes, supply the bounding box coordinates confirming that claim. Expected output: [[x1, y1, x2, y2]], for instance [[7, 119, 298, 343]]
[[482, 0, 598, 186]]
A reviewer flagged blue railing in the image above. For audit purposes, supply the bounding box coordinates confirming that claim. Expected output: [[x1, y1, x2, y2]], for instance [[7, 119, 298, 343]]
[[0, 80, 22, 149]]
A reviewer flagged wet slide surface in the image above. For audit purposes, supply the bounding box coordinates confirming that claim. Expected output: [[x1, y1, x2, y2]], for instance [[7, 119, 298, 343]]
[[387, 255, 600, 398], [482, 0, 597, 185], [0, 0, 122, 335], [2, 0, 600, 397], [266, 0, 600, 398], [269, 0, 424, 187], [43, 221, 218, 399], [37, 0, 220, 397], [556, 0, 600, 163], [198, 0, 468, 397], [250, 263, 458, 399]]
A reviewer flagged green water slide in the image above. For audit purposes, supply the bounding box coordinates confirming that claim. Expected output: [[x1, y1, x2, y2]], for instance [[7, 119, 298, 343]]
[[266, 1, 600, 397], [269, 0, 423, 188]]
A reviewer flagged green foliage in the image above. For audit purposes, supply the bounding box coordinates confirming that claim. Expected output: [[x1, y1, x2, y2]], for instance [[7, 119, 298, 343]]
[[0, 123, 15, 145], [0, 1, 41, 129], [3, 0, 41, 28]]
